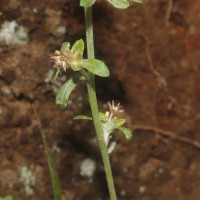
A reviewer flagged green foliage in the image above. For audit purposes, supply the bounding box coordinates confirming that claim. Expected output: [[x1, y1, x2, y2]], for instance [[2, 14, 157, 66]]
[[48, 0, 141, 197], [106, 0, 143, 9], [83, 59, 110, 77], [99, 112, 108, 122], [54, 70, 61, 81], [32, 105, 62, 200], [74, 110, 131, 142], [74, 115, 93, 120], [80, 0, 143, 8], [41, 133, 62, 200], [56, 74, 80, 108], [60, 42, 70, 55], [71, 39, 85, 55], [106, 0, 130, 9], [117, 127, 132, 140], [80, 0, 96, 7], [70, 63, 82, 72], [0, 195, 13, 200], [114, 118, 126, 128], [74, 112, 108, 122], [133, 0, 143, 3]]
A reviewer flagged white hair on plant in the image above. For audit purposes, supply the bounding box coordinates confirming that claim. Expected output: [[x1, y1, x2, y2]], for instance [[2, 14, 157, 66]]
[[101, 113, 116, 154], [101, 101, 124, 153], [74, 100, 132, 154]]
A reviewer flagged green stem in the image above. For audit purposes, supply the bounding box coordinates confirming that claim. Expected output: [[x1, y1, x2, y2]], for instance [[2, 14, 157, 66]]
[[84, 6, 117, 200]]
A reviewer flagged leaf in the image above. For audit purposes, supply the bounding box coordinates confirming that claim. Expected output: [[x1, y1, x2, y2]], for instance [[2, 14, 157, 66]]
[[133, 0, 143, 3], [83, 59, 110, 77], [118, 127, 132, 140], [80, 0, 96, 7], [106, 0, 143, 9], [54, 70, 61, 81], [114, 118, 126, 128], [32, 105, 62, 200], [60, 42, 70, 55], [2, 195, 13, 200], [41, 132, 62, 200], [71, 39, 84, 55], [74, 115, 93, 120], [106, 0, 130, 9], [70, 64, 82, 72], [56, 74, 80, 109], [99, 112, 108, 122]]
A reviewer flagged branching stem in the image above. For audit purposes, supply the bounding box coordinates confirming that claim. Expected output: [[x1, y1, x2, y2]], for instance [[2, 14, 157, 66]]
[[84, 6, 117, 200]]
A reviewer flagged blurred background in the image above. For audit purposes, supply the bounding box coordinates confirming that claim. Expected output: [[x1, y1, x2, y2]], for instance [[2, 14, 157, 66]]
[[1, 0, 200, 199]]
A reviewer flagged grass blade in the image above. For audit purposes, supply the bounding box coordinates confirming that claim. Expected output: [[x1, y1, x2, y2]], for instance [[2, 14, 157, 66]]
[[32, 104, 62, 200]]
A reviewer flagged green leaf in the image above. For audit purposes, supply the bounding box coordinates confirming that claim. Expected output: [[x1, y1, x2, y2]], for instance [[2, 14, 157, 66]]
[[71, 39, 84, 55], [99, 112, 108, 122], [106, 0, 143, 9], [80, 0, 96, 7], [118, 127, 132, 140], [74, 115, 92, 120], [40, 126, 62, 200], [70, 64, 82, 72], [56, 74, 80, 109], [83, 59, 110, 77], [114, 118, 126, 128], [32, 105, 61, 200], [106, 0, 130, 9], [54, 70, 61, 81], [133, 0, 143, 3], [60, 42, 70, 55], [1, 195, 13, 200]]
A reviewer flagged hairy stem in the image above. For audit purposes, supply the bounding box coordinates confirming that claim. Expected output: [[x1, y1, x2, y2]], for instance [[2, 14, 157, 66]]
[[84, 6, 117, 200]]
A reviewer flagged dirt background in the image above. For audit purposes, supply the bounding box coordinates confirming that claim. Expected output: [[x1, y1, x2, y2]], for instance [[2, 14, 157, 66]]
[[1, 0, 200, 199]]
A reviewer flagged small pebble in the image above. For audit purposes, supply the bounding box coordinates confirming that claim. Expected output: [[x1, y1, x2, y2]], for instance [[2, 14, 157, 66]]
[[139, 186, 146, 193], [80, 158, 96, 179], [120, 190, 126, 196], [158, 168, 164, 174]]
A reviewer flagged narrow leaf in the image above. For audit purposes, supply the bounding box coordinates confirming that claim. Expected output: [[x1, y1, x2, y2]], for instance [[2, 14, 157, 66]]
[[32, 105, 62, 200], [106, 0, 130, 9], [83, 59, 110, 77], [60, 42, 70, 55], [54, 70, 61, 81], [71, 39, 84, 55], [56, 74, 80, 109], [41, 132, 61, 200], [74, 115, 93, 120], [80, 0, 96, 7], [118, 127, 132, 140], [114, 118, 126, 128]]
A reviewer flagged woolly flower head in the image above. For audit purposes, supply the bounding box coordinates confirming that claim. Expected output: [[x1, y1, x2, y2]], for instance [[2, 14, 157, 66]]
[[50, 41, 84, 72], [106, 100, 124, 120]]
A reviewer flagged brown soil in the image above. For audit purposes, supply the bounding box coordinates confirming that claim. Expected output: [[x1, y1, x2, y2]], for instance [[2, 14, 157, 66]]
[[1, 0, 200, 200]]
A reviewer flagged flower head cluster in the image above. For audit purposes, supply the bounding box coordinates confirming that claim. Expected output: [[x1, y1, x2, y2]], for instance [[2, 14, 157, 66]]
[[50, 39, 110, 81], [50, 50, 70, 71], [74, 100, 132, 154], [101, 101, 131, 153], [50, 41, 84, 72], [107, 100, 124, 120]]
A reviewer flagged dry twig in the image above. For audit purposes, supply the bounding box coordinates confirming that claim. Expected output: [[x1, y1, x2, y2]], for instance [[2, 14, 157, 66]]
[[165, 0, 174, 24], [144, 36, 167, 88], [132, 124, 200, 150]]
